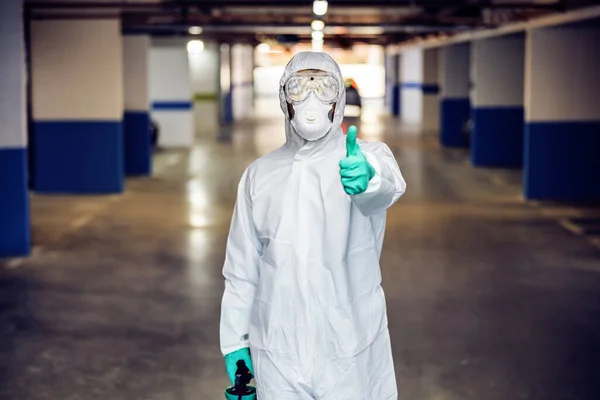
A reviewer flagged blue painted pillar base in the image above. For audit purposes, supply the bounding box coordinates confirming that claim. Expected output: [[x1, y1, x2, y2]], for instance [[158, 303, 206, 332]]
[[392, 83, 401, 116], [124, 111, 152, 176], [471, 107, 524, 168], [525, 122, 600, 201], [440, 98, 470, 148], [34, 121, 124, 194], [224, 91, 233, 124], [385, 78, 393, 113], [0, 149, 31, 257]]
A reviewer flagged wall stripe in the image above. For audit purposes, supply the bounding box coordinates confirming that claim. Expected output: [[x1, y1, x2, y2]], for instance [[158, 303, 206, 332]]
[[401, 82, 440, 94], [152, 101, 193, 111], [193, 92, 219, 102]]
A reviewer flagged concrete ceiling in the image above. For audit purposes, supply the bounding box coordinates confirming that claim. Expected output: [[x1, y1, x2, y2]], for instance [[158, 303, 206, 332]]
[[25, 0, 599, 46]]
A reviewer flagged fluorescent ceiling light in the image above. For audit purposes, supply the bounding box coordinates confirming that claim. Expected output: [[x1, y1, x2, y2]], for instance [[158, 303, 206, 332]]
[[311, 20, 325, 31], [313, 0, 328, 16], [187, 40, 204, 54], [311, 30, 324, 41], [188, 26, 202, 35]]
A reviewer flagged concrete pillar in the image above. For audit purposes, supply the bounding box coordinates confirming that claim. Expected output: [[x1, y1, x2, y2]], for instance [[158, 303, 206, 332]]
[[524, 23, 600, 201], [385, 50, 400, 116], [400, 48, 421, 126], [0, 0, 30, 256], [400, 47, 440, 132], [149, 38, 193, 148], [123, 35, 151, 176], [385, 50, 393, 112], [439, 43, 470, 148], [422, 49, 440, 133], [31, 19, 124, 193], [393, 53, 401, 117], [470, 34, 525, 168], [232, 44, 255, 121], [219, 43, 233, 125], [189, 41, 220, 135]]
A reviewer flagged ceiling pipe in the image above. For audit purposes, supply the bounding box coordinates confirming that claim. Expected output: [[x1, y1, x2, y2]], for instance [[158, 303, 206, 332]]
[[29, 11, 470, 32]]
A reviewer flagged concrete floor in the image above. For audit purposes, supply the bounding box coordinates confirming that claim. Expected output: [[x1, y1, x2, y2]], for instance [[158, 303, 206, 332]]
[[2, 104, 600, 400]]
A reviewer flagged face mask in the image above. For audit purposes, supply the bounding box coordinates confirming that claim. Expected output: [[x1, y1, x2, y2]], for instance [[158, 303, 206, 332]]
[[290, 93, 334, 141]]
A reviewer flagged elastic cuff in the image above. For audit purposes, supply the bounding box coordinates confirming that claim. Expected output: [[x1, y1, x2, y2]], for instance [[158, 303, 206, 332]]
[[222, 341, 250, 357]]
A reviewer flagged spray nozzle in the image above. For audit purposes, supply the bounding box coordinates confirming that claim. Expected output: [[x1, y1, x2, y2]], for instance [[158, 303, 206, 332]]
[[232, 360, 254, 399]]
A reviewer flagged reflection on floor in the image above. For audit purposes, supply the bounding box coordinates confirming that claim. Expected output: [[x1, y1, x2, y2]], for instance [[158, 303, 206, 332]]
[[1, 104, 600, 400]]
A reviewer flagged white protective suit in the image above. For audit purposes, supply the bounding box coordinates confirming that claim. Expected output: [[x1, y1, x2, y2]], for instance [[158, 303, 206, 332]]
[[220, 52, 406, 399]]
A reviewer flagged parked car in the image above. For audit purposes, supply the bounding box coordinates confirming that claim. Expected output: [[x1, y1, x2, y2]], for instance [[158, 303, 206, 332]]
[[344, 78, 362, 108]]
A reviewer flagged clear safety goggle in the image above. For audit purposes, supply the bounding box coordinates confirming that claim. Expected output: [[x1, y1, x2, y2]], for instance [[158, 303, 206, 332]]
[[284, 72, 340, 104]]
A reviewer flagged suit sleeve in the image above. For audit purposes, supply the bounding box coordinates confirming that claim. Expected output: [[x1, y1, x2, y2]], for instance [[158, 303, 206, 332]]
[[220, 168, 262, 355], [351, 141, 406, 216]]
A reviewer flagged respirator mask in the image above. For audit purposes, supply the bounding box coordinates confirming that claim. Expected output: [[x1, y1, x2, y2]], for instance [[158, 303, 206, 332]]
[[284, 71, 341, 141]]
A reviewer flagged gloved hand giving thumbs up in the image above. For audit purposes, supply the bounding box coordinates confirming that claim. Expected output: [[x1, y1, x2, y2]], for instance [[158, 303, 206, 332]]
[[339, 125, 375, 195]]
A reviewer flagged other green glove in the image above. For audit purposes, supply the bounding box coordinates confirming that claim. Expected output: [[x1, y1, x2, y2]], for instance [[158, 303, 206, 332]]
[[339, 125, 375, 195], [224, 347, 254, 385]]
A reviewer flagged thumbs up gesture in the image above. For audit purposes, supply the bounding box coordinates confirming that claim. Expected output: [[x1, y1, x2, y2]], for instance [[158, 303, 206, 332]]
[[339, 125, 375, 195]]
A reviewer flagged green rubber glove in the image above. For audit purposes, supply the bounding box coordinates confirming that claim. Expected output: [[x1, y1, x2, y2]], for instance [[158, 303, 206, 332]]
[[224, 347, 254, 385], [339, 125, 375, 195]]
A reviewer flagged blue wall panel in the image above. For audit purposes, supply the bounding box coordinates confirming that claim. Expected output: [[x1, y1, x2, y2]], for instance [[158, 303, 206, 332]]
[[0, 148, 30, 256], [401, 82, 440, 95], [124, 111, 151, 176], [34, 121, 124, 194], [471, 107, 524, 168], [440, 98, 470, 148], [525, 121, 600, 201]]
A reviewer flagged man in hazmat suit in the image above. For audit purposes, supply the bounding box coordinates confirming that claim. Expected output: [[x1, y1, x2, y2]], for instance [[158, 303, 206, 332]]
[[220, 51, 406, 399]]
